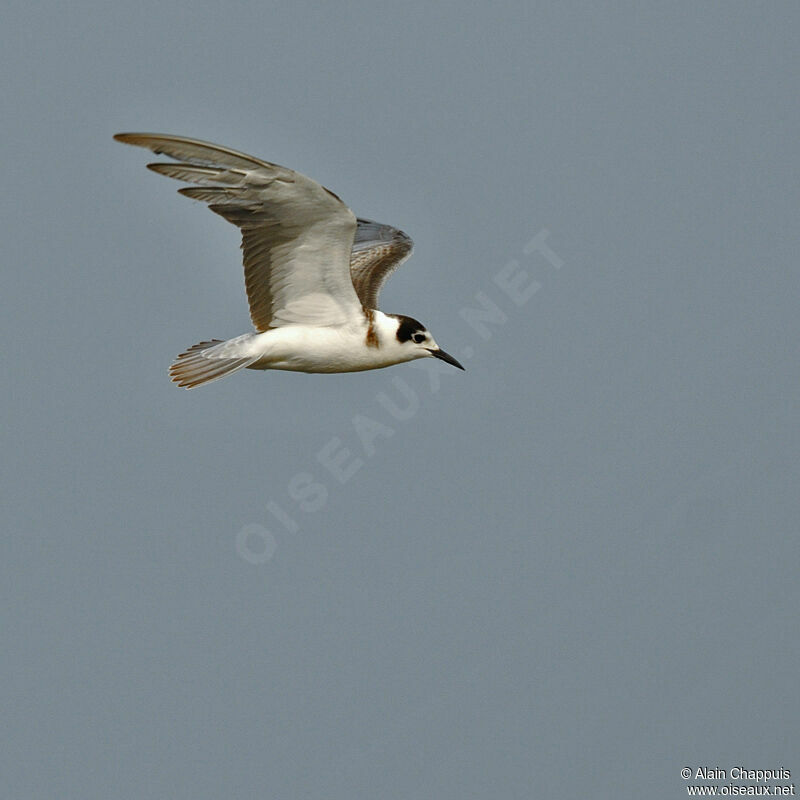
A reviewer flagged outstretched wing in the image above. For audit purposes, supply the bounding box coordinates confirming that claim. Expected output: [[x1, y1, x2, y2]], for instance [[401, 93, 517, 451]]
[[115, 133, 362, 330], [349, 218, 414, 310]]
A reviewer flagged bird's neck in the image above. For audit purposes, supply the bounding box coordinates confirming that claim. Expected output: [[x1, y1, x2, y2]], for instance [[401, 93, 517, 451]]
[[359, 309, 395, 349]]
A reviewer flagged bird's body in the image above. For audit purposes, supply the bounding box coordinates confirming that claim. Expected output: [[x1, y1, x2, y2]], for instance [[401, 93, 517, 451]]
[[200, 312, 417, 374], [115, 133, 464, 387]]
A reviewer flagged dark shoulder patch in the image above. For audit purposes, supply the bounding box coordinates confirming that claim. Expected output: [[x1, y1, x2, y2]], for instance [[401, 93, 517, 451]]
[[364, 308, 380, 348], [391, 314, 425, 343]]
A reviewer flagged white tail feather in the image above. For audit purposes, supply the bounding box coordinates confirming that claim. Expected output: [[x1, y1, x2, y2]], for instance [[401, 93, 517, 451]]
[[169, 338, 259, 389]]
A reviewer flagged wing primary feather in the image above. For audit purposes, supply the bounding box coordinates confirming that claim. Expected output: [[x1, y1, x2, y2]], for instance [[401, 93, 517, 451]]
[[114, 132, 287, 173], [147, 163, 251, 186]]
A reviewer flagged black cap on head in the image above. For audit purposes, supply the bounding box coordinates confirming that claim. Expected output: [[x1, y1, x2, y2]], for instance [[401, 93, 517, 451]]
[[393, 314, 426, 343]]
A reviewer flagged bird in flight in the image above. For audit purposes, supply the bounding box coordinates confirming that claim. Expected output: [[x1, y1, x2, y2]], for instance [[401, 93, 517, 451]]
[[115, 133, 465, 388]]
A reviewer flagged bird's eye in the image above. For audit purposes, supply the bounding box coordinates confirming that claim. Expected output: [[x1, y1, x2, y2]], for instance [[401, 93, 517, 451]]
[[412, 332, 426, 344]]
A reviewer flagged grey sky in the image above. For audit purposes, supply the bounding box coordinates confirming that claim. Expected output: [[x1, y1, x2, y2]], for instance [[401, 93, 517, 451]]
[[3, 2, 799, 798]]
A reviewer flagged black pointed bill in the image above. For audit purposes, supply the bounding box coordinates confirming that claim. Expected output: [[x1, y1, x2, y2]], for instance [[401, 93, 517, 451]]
[[428, 348, 465, 370]]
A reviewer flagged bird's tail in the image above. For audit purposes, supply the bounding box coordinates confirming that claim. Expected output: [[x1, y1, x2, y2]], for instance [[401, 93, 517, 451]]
[[169, 336, 260, 389]]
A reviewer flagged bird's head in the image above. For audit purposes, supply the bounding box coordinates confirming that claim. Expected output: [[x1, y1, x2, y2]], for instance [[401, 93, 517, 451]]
[[391, 314, 465, 370]]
